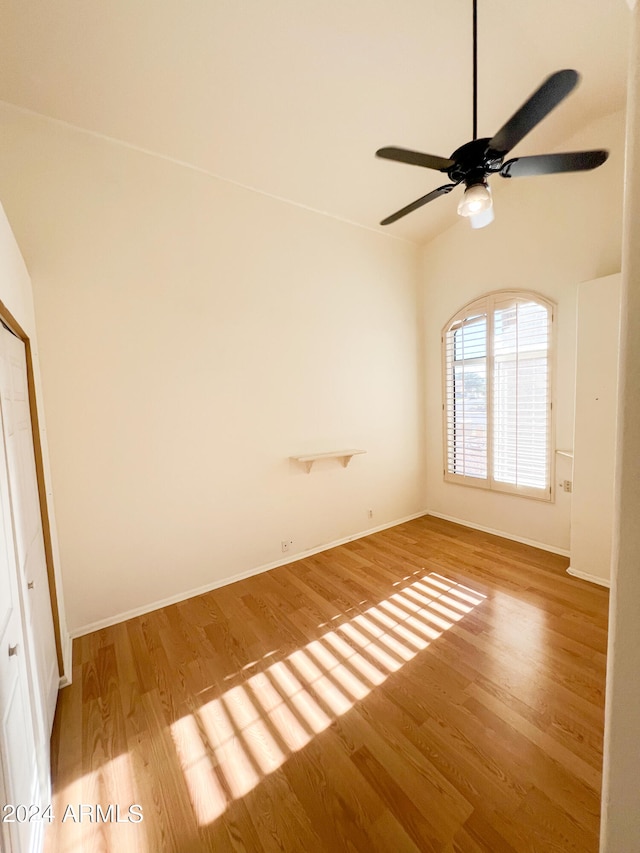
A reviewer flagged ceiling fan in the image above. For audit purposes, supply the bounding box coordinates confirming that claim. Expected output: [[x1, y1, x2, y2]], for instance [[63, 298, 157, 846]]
[[376, 0, 608, 229]]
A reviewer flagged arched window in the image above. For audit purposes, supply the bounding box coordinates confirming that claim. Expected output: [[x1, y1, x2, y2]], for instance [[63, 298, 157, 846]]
[[442, 291, 554, 499]]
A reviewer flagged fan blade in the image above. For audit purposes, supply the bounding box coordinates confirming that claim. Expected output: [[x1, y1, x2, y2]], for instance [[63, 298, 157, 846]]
[[489, 70, 579, 157], [380, 184, 456, 226], [376, 147, 454, 172], [501, 149, 608, 178]]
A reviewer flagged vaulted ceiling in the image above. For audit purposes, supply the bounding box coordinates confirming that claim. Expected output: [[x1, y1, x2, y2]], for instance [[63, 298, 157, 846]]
[[0, 0, 630, 244]]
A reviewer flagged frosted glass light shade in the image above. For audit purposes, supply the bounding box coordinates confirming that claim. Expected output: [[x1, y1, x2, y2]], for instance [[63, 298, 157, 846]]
[[470, 206, 495, 229], [457, 182, 493, 217]]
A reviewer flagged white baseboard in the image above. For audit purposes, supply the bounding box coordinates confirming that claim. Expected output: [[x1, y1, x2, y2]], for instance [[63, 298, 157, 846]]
[[426, 511, 571, 558], [566, 567, 611, 588], [69, 510, 429, 638]]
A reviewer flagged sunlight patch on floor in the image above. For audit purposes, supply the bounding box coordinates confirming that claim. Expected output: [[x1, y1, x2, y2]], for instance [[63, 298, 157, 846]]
[[171, 571, 486, 826], [50, 752, 149, 853], [45, 571, 487, 852]]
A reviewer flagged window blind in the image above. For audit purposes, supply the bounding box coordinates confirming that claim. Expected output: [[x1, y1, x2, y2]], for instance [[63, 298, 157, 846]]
[[445, 312, 488, 482], [492, 297, 550, 492], [443, 292, 552, 499]]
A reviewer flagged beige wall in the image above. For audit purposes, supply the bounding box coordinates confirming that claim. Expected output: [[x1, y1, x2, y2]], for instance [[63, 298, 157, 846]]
[[420, 110, 625, 553], [0, 104, 425, 635]]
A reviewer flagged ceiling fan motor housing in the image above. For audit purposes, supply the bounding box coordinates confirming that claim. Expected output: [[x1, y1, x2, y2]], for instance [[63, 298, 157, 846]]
[[448, 138, 502, 186]]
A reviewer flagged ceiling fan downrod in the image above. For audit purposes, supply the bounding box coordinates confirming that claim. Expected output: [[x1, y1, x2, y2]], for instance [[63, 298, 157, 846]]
[[473, 0, 478, 141]]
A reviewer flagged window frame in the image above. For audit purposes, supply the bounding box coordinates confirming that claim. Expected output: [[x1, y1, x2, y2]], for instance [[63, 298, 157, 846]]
[[441, 290, 555, 502]]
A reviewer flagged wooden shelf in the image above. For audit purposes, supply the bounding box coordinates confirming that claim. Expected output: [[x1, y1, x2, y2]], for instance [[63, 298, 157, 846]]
[[292, 449, 366, 473]]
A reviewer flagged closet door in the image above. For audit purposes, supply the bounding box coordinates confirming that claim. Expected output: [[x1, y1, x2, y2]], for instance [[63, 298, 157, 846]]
[[0, 366, 43, 853], [0, 324, 58, 772]]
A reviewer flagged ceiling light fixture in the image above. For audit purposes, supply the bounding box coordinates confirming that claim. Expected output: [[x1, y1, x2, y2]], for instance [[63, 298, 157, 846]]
[[457, 181, 492, 217]]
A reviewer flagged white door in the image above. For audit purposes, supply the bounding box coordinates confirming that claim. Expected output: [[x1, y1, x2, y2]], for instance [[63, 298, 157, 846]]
[[0, 378, 43, 853], [0, 323, 58, 803], [569, 273, 622, 585]]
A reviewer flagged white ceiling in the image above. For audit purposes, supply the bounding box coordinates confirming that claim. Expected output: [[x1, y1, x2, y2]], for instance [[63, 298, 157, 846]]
[[0, 0, 631, 244]]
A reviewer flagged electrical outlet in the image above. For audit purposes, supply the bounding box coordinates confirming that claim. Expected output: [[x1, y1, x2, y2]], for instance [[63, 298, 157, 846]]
[[367, 509, 373, 519], [281, 539, 293, 553]]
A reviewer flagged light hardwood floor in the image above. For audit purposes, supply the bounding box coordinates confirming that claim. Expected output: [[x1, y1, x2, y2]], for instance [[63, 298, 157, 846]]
[[46, 516, 609, 852]]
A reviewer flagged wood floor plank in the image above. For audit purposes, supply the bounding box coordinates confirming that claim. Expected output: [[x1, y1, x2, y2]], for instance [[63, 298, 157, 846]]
[[465, 681, 602, 791], [456, 808, 520, 853], [198, 795, 266, 853], [461, 696, 601, 834], [127, 690, 201, 852], [46, 516, 608, 852], [281, 730, 416, 853], [350, 744, 445, 852], [498, 785, 598, 853]]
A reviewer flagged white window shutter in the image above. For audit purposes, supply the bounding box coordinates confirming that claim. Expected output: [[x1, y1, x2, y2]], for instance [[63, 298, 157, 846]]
[[444, 312, 488, 482], [443, 292, 553, 500], [492, 297, 551, 494]]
